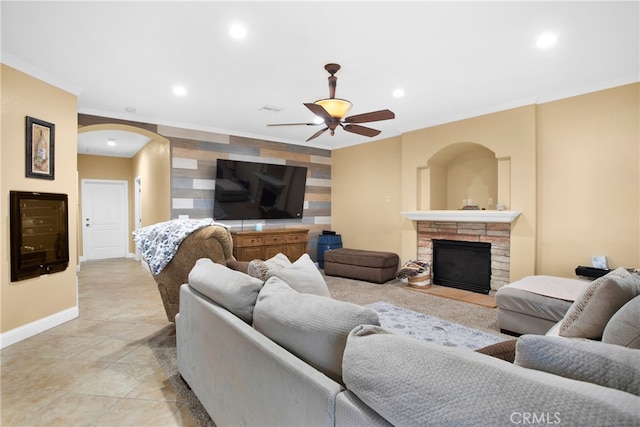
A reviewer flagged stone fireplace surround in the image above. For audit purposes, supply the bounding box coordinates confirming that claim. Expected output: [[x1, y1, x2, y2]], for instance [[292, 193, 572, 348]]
[[403, 211, 520, 293]]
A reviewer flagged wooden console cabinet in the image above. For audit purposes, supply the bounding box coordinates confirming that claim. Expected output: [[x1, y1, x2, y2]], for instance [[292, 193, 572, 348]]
[[231, 228, 309, 262]]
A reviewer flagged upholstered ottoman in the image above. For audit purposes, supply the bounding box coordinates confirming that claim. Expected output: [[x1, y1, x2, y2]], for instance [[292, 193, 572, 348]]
[[323, 248, 399, 284], [495, 275, 589, 336]]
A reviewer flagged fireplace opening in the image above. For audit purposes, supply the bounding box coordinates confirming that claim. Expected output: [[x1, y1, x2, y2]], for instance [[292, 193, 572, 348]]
[[432, 239, 491, 294]]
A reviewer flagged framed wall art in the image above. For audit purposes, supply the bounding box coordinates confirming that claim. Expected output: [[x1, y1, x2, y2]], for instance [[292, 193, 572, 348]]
[[26, 116, 55, 180]]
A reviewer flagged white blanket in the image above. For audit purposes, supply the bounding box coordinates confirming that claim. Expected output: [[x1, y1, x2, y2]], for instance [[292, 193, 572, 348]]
[[133, 218, 229, 275], [506, 275, 590, 301]]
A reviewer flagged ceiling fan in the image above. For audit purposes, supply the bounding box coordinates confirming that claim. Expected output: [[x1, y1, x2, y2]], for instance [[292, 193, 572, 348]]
[[267, 63, 395, 142]]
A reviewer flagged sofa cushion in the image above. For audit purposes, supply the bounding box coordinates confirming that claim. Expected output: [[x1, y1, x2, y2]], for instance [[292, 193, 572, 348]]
[[602, 296, 640, 349], [266, 253, 331, 297], [252, 276, 379, 383], [247, 253, 291, 281], [343, 325, 640, 426], [558, 268, 638, 339], [514, 334, 640, 396], [188, 258, 263, 324]]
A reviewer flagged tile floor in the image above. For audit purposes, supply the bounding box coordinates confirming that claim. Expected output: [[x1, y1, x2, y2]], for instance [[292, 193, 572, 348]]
[[1, 258, 196, 427]]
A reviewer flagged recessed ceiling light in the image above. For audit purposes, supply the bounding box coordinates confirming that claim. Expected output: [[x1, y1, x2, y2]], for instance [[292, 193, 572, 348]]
[[313, 116, 324, 124], [393, 88, 405, 98], [229, 23, 247, 39], [125, 106, 137, 113], [107, 138, 116, 146], [173, 85, 187, 96], [536, 32, 557, 49]]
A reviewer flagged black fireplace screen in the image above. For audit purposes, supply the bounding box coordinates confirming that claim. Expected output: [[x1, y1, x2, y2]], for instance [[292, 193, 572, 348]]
[[10, 191, 69, 282], [432, 239, 491, 294]]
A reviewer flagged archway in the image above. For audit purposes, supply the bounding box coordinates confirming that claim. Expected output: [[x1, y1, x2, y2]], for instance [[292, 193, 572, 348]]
[[77, 124, 171, 261]]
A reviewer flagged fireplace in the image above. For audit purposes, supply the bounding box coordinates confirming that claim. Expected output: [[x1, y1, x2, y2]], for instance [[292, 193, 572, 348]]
[[408, 215, 516, 293], [433, 239, 491, 294]]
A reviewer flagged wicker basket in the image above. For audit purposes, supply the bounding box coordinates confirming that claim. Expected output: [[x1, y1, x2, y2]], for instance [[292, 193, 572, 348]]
[[407, 271, 431, 288]]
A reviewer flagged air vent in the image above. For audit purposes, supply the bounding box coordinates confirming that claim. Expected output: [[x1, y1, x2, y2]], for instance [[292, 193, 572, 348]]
[[259, 105, 283, 113]]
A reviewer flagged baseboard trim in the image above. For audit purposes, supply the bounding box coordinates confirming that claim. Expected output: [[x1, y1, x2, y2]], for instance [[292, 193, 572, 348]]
[[0, 306, 79, 349]]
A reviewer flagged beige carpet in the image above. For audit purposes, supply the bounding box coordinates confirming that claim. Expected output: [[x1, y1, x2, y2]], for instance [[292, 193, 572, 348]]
[[322, 274, 509, 338]]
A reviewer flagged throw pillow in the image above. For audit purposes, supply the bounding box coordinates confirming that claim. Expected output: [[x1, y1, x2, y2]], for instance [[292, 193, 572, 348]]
[[266, 253, 331, 297], [252, 276, 379, 384], [226, 258, 249, 274], [514, 334, 640, 396], [188, 258, 263, 324], [247, 253, 291, 281], [475, 339, 517, 362], [558, 267, 638, 339], [602, 295, 640, 349]]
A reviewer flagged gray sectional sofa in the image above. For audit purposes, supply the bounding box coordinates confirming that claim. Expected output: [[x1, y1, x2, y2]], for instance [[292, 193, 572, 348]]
[[176, 256, 640, 426]]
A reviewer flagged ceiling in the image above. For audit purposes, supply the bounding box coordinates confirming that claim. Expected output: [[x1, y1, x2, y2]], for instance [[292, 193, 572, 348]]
[[77, 130, 152, 157], [2, 1, 638, 156]]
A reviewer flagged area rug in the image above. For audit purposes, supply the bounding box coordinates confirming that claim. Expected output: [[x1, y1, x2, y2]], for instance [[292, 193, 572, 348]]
[[366, 301, 506, 350]]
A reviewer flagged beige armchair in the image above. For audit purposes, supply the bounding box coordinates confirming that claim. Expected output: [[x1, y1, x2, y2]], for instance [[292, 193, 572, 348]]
[[152, 225, 235, 322]]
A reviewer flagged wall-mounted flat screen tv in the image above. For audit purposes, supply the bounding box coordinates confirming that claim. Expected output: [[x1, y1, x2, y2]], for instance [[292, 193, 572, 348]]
[[214, 159, 308, 220]]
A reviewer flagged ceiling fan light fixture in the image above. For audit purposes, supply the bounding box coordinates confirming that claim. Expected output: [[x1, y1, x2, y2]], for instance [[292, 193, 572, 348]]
[[267, 64, 395, 142], [314, 98, 352, 119]]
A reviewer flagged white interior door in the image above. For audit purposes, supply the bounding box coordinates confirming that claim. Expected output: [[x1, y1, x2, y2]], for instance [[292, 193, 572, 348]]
[[82, 179, 128, 260]]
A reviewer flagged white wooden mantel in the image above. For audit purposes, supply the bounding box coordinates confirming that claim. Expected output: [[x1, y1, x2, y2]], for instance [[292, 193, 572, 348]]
[[401, 210, 521, 223]]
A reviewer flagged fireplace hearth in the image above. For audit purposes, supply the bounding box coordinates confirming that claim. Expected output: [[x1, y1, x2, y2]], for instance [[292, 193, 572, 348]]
[[433, 239, 491, 294]]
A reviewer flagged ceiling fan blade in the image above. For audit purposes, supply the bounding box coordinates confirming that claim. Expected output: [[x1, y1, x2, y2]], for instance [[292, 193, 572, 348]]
[[343, 124, 382, 138], [344, 109, 395, 124], [267, 122, 320, 127], [304, 103, 332, 121], [306, 127, 329, 142]]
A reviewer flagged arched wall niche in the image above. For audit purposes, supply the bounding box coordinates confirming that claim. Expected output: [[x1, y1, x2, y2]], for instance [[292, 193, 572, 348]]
[[418, 142, 509, 210]]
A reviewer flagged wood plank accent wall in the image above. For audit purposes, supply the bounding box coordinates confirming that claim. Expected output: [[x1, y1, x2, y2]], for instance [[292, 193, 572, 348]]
[[78, 114, 332, 260]]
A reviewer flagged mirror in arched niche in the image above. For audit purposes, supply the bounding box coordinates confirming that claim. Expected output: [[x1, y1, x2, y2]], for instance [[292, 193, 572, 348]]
[[420, 142, 499, 210]]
